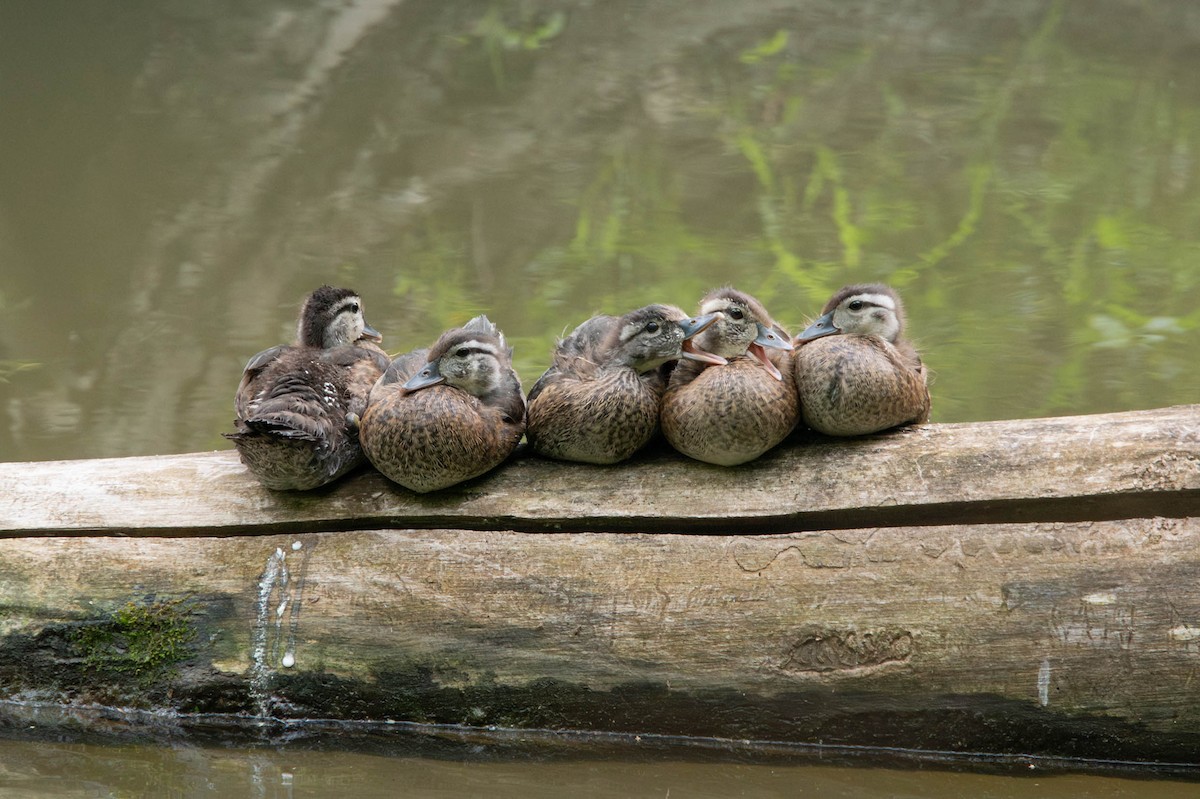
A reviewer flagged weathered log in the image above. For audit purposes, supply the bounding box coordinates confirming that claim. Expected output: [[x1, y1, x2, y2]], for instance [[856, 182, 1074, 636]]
[[1, 405, 1197, 537], [0, 406, 1199, 765]]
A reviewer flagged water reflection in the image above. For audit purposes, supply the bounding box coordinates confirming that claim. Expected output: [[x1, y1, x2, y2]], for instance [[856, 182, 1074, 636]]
[[1, 0, 1198, 462], [3, 736, 1200, 799]]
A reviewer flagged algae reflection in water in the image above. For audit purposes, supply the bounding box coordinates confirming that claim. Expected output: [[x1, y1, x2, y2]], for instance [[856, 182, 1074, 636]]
[[0, 0, 1197, 464]]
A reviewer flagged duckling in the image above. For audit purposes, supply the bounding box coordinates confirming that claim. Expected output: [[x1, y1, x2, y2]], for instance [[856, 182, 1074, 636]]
[[360, 316, 525, 493], [225, 285, 389, 490], [526, 305, 726, 464], [661, 288, 798, 466], [792, 283, 930, 436]]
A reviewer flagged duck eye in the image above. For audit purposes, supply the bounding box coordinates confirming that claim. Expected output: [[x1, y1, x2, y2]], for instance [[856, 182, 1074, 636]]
[[348, 302, 360, 314], [455, 348, 470, 358], [848, 300, 864, 311], [728, 308, 745, 321], [645, 321, 659, 333]]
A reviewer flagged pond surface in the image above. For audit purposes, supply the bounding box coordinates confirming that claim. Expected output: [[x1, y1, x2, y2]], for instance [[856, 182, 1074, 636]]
[[1, 0, 1198, 793], [1, 713, 1199, 799], [2, 0, 1198, 462], [4, 739, 1200, 799]]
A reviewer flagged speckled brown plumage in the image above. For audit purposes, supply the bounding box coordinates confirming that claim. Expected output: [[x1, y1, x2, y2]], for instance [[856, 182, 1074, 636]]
[[360, 316, 525, 493], [661, 288, 799, 466], [224, 286, 388, 490], [525, 305, 723, 464], [792, 283, 930, 436]]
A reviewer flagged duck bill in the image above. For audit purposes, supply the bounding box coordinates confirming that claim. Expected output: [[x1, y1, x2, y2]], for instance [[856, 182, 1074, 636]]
[[402, 362, 444, 392], [754, 322, 794, 352], [748, 342, 784, 381], [361, 321, 384, 343], [796, 311, 839, 344], [678, 312, 720, 339], [680, 339, 727, 366], [677, 312, 728, 366]]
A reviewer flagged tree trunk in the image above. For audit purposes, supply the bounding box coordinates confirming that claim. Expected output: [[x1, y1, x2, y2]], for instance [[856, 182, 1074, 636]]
[[0, 405, 1198, 764]]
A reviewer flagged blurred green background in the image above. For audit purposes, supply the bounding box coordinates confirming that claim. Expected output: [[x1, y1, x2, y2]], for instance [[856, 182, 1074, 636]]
[[1, 0, 1197, 462]]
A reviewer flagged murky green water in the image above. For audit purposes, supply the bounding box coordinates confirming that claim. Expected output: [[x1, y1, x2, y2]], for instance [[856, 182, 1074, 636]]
[[1, 0, 1198, 792], [3, 736, 1200, 799], [2, 0, 1198, 463]]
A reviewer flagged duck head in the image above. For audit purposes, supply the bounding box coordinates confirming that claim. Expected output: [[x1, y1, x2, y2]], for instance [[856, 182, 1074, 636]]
[[403, 316, 512, 399], [797, 284, 905, 344], [692, 288, 793, 380], [297, 285, 382, 348], [605, 304, 727, 373]]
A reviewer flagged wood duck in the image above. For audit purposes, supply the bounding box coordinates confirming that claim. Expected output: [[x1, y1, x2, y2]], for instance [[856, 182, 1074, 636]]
[[792, 283, 930, 436], [225, 285, 389, 490], [360, 316, 525, 493], [661, 288, 798, 466], [526, 305, 726, 464]]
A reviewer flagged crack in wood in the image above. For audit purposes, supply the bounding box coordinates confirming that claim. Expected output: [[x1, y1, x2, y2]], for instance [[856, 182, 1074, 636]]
[[777, 627, 914, 673]]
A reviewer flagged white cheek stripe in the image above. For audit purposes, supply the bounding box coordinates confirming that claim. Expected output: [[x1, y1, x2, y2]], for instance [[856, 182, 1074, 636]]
[[454, 339, 499, 355], [855, 293, 895, 311], [618, 323, 643, 343], [331, 298, 361, 316]]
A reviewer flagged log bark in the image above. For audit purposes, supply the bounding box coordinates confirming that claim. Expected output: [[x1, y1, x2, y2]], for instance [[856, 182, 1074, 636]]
[[1, 405, 1197, 537], [2, 521, 1200, 762], [1, 406, 1199, 764]]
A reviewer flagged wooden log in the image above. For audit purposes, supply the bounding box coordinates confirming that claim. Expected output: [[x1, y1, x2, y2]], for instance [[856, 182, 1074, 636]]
[[0, 405, 1199, 764], [1, 405, 1197, 537], [2, 521, 1200, 762]]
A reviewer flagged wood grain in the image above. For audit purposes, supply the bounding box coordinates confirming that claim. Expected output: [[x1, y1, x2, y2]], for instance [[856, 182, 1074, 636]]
[[1, 519, 1199, 761], [2, 405, 1199, 762], [1, 405, 1197, 537]]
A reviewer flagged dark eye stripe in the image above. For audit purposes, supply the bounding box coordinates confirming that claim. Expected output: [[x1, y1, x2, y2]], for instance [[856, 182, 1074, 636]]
[[845, 293, 895, 312]]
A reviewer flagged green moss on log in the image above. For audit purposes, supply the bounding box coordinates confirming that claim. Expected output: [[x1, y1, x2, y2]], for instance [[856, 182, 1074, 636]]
[[71, 598, 197, 681]]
